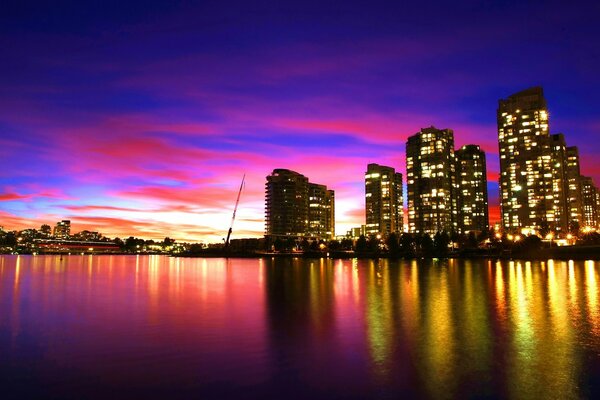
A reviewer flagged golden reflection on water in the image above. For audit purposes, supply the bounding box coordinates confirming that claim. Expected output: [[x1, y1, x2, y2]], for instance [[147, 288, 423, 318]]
[[587, 260, 599, 336], [495, 261, 507, 326], [462, 260, 491, 375], [422, 261, 456, 399], [365, 260, 394, 382], [399, 260, 420, 347]]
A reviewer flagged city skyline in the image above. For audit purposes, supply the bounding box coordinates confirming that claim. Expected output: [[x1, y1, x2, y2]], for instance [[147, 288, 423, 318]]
[[2, 1, 600, 241]]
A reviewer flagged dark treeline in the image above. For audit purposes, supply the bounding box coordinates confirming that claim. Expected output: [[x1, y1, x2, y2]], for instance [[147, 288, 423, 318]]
[[265, 230, 600, 258]]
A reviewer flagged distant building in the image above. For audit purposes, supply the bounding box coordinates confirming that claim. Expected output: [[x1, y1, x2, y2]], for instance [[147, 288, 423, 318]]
[[550, 134, 569, 232], [565, 146, 583, 231], [347, 225, 366, 239], [53, 220, 71, 238], [455, 145, 489, 233], [265, 169, 334, 240], [406, 126, 458, 234], [308, 183, 335, 240], [74, 230, 102, 241], [365, 163, 403, 236], [581, 176, 599, 230]]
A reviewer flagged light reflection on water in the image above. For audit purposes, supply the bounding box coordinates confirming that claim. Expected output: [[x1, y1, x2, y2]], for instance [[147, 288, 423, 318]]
[[0, 255, 599, 399]]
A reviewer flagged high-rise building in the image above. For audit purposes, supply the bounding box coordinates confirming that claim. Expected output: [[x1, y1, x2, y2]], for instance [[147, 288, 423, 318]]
[[455, 145, 489, 233], [550, 133, 569, 232], [497, 87, 555, 233], [265, 169, 308, 238], [53, 220, 71, 238], [308, 183, 335, 240], [265, 169, 334, 240], [406, 126, 457, 234], [365, 163, 403, 236], [581, 176, 599, 230], [565, 146, 583, 231]]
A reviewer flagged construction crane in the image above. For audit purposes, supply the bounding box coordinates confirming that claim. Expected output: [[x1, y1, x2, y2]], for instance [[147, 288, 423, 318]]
[[225, 174, 245, 248]]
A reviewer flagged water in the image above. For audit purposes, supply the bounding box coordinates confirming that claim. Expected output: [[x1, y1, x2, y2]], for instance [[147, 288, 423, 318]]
[[1, 255, 599, 399]]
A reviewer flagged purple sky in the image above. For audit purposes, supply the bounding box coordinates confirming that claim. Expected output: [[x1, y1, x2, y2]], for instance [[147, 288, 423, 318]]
[[1, 0, 600, 241]]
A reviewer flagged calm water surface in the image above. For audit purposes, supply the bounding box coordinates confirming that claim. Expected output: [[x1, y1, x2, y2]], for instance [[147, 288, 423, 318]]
[[1, 255, 599, 399]]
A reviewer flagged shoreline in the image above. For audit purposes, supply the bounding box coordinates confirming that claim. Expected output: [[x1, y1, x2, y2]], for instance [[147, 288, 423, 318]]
[[2, 244, 600, 261]]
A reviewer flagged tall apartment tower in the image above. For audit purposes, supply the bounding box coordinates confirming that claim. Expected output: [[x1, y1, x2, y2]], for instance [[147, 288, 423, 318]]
[[566, 146, 583, 231], [455, 145, 489, 233], [265, 169, 309, 238], [550, 133, 569, 232], [53, 220, 71, 238], [308, 183, 335, 240], [497, 87, 556, 233], [265, 169, 334, 240], [364, 163, 403, 236], [581, 176, 599, 229], [406, 126, 458, 234]]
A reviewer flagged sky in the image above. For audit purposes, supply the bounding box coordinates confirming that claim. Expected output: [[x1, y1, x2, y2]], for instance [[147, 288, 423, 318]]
[[2, 0, 600, 242]]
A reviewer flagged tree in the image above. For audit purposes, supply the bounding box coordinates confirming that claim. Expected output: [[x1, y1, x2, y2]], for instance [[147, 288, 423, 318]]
[[367, 235, 379, 253], [113, 237, 125, 249], [417, 233, 434, 256], [514, 235, 543, 255], [355, 235, 368, 253], [433, 231, 450, 256], [569, 220, 580, 235], [0, 232, 17, 247], [538, 219, 550, 239], [189, 243, 204, 253], [387, 232, 400, 255], [301, 238, 310, 251], [273, 238, 284, 251], [340, 238, 353, 250], [285, 237, 296, 251], [328, 240, 341, 251], [399, 233, 415, 256], [309, 240, 319, 251], [467, 231, 478, 248], [40, 224, 52, 236]]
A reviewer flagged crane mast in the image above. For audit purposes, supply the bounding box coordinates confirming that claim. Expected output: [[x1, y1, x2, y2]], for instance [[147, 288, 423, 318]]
[[225, 174, 245, 248]]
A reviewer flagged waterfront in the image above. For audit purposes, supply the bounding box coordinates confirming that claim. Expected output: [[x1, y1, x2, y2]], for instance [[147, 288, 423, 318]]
[[1, 255, 599, 399]]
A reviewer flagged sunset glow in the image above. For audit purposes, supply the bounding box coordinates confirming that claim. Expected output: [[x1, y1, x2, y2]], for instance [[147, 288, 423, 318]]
[[2, 1, 599, 241]]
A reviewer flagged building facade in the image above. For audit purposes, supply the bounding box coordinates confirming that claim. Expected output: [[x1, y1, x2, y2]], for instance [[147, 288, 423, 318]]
[[53, 220, 71, 238], [265, 169, 334, 240], [550, 133, 569, 232], [365, 163, 403, 236], [565, 146, 583, 231], [581, 176, 599, 230], [406, 126, 458, 234], [497, 87, 557, 233], [455, 145, 489, 233], [308, 183, 335, 240], [496, 87, 597, 235]]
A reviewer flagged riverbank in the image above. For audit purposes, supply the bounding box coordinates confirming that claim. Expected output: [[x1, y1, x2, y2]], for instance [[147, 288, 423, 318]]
[[176, 244, 600, 260]]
